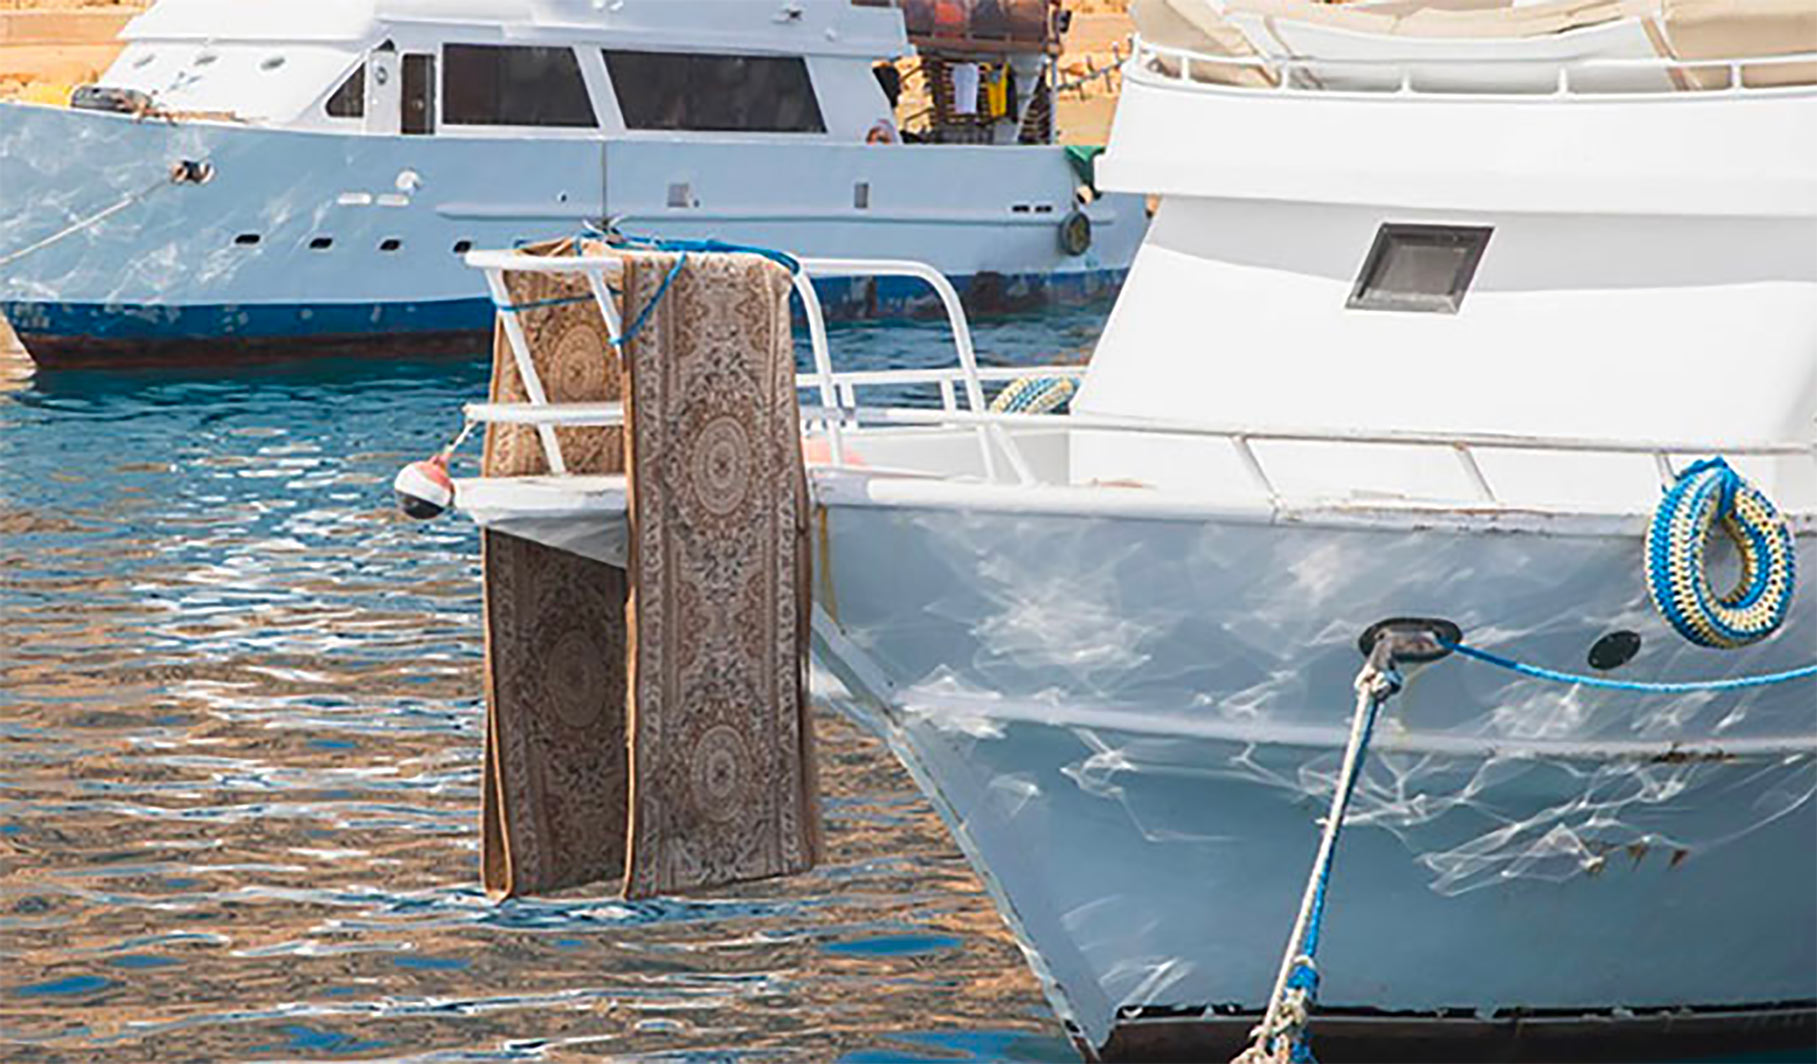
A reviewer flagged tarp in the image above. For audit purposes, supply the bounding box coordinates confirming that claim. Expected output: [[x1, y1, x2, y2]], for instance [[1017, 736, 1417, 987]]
[[896, 0, 1057, 53]]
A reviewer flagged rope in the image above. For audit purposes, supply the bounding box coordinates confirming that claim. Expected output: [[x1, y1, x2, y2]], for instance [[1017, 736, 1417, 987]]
[[441, 419, 477, 461], [611, 251, 687, 348], [604, 230, 802, 276], [1646, 456, 1796, 649], [1440, 639, 1817, 693], [0, 172, 176, 268], [492, 293, 599, 314], [1232, 644, 1403, 1064]]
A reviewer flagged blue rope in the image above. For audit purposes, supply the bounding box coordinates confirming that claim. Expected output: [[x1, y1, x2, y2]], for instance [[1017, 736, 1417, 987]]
[[493, 293, 597, 314], [611, 251, 687, 348], [1275, 670, 1390, 1064], [608, 231, 802, 275], [1440, 640, 1817, 693]]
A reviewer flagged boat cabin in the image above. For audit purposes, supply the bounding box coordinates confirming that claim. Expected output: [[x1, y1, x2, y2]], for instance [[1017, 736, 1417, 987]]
[[85, 0, 1066, 144], [1076, 0, 1817, 511]]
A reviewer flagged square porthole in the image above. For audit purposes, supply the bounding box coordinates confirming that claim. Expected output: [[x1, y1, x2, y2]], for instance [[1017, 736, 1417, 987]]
[[452, 239, 473, 254], [1347, 223, 1492, 314], [379, 238, 402, 252], [308, 236, 333, 250], [233, 232, 261, 246]]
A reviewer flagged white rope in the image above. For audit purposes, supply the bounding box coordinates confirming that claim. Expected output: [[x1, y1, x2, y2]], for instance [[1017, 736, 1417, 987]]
[[1232, 645, 1402, 1064], [0, 171, 181, 269]]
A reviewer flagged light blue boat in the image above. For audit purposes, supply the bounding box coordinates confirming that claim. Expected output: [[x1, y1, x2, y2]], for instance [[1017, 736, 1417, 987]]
[[0, 0, 1142, 365]]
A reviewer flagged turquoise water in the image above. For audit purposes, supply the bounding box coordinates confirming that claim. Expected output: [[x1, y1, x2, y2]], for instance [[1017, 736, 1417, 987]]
[[0, 313, 1102, 1063]]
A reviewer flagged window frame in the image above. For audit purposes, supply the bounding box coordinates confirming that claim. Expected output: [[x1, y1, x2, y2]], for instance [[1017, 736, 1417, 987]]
[[1346, 223, 1493, 315]]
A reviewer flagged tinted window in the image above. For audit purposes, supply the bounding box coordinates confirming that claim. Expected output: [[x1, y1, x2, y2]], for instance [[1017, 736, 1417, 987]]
[[1347, 224, 1492, 314], [403, 54, 434, 135], [326, 65, 364, 118], [443, 45, 596, 127], [604, 50, 825, 133]]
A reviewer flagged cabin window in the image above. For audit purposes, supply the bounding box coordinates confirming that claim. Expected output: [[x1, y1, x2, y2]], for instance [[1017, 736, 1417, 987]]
[[326, 66, 364, 118], [603, 50, 825, 133], [1347, 224, 1492, 314], [442, 45, 596, 127]]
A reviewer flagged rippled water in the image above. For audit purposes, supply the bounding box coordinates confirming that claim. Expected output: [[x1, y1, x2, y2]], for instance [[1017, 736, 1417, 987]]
[[0, 311, 1104, 1062]]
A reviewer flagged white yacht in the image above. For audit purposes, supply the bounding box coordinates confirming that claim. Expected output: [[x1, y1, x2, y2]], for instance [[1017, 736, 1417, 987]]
[[0, 0, 1143, 366], [418, 0, 1815, 1058]]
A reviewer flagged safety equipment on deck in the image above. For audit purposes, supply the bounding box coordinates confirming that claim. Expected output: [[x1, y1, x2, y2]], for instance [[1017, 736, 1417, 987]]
[[1058, 209, 1092, 257], [394, 454, 455, 520], [989, 375, 1076, 414], [1646, 457, 1796, 649], [69, 85, 153, 115]]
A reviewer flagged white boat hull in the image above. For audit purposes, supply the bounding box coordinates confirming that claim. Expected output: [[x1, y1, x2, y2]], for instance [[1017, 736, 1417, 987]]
[[808, 487, 1817, 1057]]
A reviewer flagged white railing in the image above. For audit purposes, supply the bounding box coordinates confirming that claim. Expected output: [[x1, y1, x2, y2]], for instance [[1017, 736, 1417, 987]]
[[460, 248, 1816, 512], [464, 249, 1057, 481], [1131, 33, 1817, 100]]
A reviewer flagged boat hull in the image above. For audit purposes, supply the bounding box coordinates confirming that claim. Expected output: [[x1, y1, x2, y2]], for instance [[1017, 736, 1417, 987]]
[[807, 491, 1817, 1058], [4, 267, 1125, 367], [0, 101, 1141, 367]]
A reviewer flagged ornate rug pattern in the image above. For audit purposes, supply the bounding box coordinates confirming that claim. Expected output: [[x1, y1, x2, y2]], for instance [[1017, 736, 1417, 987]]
[[621, 250, 819, 897], [479, 244, 818, 899]]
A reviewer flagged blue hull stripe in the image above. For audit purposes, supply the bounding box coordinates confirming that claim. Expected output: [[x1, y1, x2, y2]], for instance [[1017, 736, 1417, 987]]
[[4, 269, 1126, 344]]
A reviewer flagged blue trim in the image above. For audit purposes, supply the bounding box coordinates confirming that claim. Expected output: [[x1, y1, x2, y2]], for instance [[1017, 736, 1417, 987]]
[[3, 268, 1127, 346], [3, 296, 495, 342]]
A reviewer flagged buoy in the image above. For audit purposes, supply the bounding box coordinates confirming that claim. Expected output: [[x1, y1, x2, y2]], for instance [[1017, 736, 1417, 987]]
[[394, 454, 454, 520]]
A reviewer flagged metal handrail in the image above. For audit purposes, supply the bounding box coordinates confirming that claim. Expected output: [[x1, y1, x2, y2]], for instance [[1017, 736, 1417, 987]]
[[462, 248, 1814, 510], [1131, 33, 1817, 99], [465, 249, 1029, 483], [462, 389, 1817, 510]]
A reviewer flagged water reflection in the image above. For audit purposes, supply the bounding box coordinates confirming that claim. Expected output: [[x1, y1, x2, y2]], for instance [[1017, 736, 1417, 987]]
[[0, 309, 1103, 1062]]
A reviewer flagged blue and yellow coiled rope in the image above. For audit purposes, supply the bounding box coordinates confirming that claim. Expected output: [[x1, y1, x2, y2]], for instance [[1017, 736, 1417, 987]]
[[989, 375, 1076, 414], [1646, 457, 1796, 649]]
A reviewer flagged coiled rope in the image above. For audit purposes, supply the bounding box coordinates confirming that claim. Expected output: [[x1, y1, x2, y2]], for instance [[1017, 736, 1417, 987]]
[[989, 375, 1076, 414], [1646, 457, 1797, 649]]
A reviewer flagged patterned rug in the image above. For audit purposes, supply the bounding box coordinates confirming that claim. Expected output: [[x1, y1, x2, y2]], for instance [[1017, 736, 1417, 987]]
[[480, 242, 818, 899]]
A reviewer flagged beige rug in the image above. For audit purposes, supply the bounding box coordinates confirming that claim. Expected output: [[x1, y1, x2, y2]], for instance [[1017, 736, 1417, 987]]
[[480, 242, 818, 899]]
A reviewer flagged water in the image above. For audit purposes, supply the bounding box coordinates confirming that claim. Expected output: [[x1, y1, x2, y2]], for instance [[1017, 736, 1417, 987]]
[[0, 310, 1105, 1063]]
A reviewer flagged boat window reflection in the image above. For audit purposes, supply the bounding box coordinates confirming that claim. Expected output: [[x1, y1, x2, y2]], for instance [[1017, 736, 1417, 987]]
[[603, 50, 826, 133], [443, 44, 597, 128]]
